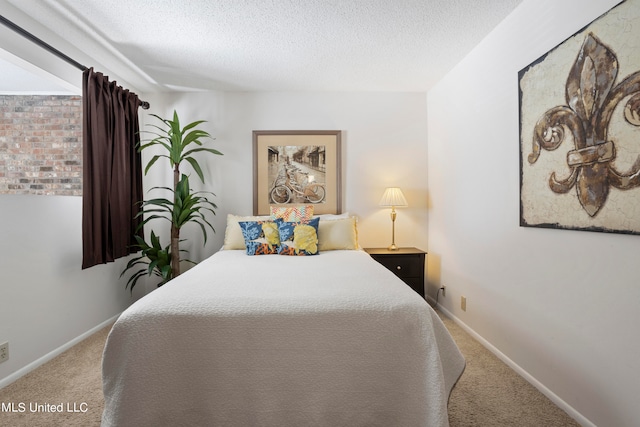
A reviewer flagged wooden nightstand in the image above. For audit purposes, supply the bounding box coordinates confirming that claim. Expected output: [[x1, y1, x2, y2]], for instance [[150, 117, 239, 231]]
[[364, 247, 426, 298]]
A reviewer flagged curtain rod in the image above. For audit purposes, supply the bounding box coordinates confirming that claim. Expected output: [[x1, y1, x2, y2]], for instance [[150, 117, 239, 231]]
[[0, 14, 150, 110]]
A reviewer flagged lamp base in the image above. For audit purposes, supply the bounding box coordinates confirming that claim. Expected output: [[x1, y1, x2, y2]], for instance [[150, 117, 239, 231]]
[[388, 210, 400, 251]]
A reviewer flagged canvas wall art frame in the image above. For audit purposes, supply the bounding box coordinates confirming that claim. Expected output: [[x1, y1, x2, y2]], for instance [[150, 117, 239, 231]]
[[253, 130, 342, 215], [519, 0, 640, 235]]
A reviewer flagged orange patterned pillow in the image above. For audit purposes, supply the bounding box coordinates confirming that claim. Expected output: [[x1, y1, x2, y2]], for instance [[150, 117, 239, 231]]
[[270, 205, 314, 222]]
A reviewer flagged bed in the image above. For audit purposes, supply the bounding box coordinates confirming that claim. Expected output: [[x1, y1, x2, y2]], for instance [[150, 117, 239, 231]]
[[101, 214, 465, 427]]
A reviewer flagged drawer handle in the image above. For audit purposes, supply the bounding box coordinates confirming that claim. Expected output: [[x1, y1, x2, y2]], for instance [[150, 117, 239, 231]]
[[396, 266, 402, 270]]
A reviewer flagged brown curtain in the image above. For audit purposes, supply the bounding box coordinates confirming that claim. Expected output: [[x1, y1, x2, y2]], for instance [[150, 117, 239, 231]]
[[82, 67, 143, 269]]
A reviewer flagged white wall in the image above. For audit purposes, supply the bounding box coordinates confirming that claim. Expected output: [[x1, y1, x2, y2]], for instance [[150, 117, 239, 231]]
[[427, 0, 640, 426], [140, 91, 429, 271], [0, 195, 136, 387]]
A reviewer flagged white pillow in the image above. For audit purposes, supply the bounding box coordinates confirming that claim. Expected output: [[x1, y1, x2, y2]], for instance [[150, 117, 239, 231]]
[[223, 214, 271, 250], [313, 212, 350, 220], [318, 216, 359, 251]]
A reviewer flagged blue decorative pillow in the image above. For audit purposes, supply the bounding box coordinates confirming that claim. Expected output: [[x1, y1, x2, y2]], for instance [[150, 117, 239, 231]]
[[238, 220, 280, 255], [276, 217, 320, 256]]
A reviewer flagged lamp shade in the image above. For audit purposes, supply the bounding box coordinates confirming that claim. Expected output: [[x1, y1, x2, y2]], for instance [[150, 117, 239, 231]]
[[379, 187, 408, 207]]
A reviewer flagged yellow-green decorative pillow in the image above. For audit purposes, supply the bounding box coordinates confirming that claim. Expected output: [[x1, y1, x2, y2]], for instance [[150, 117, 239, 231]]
[[318, 217, 359, 251], [277, 217, 320, 256]]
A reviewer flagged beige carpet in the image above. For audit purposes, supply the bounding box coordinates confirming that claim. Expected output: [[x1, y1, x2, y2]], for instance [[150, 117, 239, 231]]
[[439, 313, 580, 427], [0, 325, 109, 427], [0, 311, 580, 427]]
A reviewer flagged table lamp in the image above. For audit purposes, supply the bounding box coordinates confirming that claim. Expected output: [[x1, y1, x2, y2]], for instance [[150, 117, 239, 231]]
[[379, 187, 408, 251]]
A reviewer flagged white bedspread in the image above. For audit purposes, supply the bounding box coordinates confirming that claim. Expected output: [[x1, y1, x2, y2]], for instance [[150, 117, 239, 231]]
[[101, 250, 464, 427]]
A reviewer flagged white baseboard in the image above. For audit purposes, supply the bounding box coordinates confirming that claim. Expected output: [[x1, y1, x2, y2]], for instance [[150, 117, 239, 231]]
[[434, 302, 596, 427], [0, 313, 120, 389]]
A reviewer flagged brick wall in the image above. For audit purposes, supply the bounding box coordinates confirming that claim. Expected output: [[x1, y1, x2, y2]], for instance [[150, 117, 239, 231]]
[[0, 95, 82, 196]]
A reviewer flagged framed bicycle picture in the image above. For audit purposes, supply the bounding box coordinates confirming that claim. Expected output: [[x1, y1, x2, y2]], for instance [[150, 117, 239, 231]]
[[253, 130, 342, 215]]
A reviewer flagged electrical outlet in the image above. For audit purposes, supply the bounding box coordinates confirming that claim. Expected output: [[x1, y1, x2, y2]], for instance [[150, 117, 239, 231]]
[[0, 342, 8, 363], [441, 285, 446, 297], [461, 296, 467, 312]]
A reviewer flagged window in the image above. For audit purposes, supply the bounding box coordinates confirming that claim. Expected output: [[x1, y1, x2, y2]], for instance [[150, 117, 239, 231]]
[[0, 95, 82, 195]]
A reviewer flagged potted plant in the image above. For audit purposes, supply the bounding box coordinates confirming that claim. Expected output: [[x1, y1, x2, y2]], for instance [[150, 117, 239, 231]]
[[121, 110, 223, 292]]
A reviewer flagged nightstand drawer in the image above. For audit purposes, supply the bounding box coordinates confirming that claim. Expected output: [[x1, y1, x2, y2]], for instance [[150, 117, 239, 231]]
[[375, 255, 422, 278]]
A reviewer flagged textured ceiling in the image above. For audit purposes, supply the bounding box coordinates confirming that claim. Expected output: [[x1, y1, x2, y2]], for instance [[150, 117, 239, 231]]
[[1, 0, 523, 93]]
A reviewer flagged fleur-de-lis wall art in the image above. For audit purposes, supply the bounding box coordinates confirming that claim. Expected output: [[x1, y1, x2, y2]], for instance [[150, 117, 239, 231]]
[[528, 33, 640, 218], [519, 0, 640, 235]]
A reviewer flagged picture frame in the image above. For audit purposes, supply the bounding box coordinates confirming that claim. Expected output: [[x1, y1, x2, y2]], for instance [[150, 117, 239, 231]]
[[519, 0, 640, 235], [253, 130, 342, 215]]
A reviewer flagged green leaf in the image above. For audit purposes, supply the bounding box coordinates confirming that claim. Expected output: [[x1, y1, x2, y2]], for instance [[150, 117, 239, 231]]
[[172, 110, 180, 128], [182, 119, 207, 133], [196, 220, 208, 243], [148, 259, 159, 275], [182, 147, 223, 158], [125, 269, 147, 293], [144, 155, 164, 175], [182, 130, 210, 148], [160, 264, 172, 281], [184, 157, 205, 183]]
